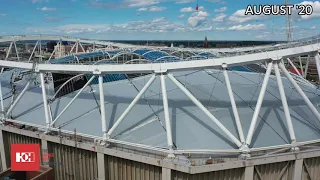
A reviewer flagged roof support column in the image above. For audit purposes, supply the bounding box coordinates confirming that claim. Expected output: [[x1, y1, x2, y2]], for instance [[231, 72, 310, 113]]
[[99, 75, 108, 140], [97, 152, 106, 180], [293, 159, 303, 180], [162, 167, 171, 180], [167, 73, 242, 148], [246, 62, 273, 146], [106, 74, 156, 139], [279, 62, 320, 122], [160, 74, 175, 157], [314, 52, 320, 82], [274, 61, 296, 146], [222, 64, 245, 144], [40, 72, 51, 132], [50, 75, 95, 126], [244, 166, 254, 180]]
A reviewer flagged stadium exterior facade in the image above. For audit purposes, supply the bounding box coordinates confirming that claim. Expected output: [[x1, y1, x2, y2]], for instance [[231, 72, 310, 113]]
[[0, 35, 319, 179]]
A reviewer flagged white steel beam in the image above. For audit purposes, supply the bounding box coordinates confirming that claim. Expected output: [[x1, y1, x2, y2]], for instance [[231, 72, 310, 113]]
[[59, 39, 62, 57], [79, 41, 85, 52], [50, 75, 95, 126], [6, 79, 33, 117], [222, 64, 245, 143], [13, 41, 20, 61], [287, 58, 302, 76], [76, 40, 79, 53], [274, 62, 296, 143], [5, 42, 13, 60], [299, 56, 304, 77], [107, 74, 156, 138], [315, 52, 320, 81], [246, 62, 273, 146], [167, 73, 242, 147], [40, 73, 51, 131], [0, 81, 3, 112], [279, 63, 320, 122], [304, 55, 310, 78], [98, 75, 107, 140], [28, 41, 39, 62], [160, 74, 174, 150], [69, 42, 77, 53]]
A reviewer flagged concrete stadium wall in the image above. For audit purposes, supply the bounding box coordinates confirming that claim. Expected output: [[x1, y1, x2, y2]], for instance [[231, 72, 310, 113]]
[[2, 127, 320, 180]]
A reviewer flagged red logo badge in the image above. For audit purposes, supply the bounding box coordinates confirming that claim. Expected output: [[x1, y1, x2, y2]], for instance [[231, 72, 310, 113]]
[[11, 144, 40, 171]]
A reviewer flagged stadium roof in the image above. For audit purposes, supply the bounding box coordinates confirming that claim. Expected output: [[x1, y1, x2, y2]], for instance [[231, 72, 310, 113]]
[[3, 69, 320, 150]]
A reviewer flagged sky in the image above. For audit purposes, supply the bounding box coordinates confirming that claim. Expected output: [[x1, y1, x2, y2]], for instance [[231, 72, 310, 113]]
[[0, 0, 319, 40]]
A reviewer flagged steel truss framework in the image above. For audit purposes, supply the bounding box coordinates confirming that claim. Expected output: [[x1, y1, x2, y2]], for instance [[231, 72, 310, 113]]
[[0, 34, 320, 160]]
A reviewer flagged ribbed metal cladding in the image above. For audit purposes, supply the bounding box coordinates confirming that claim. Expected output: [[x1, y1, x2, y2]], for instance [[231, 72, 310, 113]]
[[254, 161, 294, 180], [302, 156, 320, 180], [3, 131, 42, 167], [48, 142, 98, 180], [171, 168, 245, 180], [105, 155, 162, 180]]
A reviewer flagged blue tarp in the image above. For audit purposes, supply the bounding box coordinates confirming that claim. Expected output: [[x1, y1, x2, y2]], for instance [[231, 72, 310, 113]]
[[228, 66, 252, 72], [198, 52, 217, 58], [49, 51, 116, 64], [143, 51, 168, 61], [49, 50, 173, 63], [85, 74, 127, 84]]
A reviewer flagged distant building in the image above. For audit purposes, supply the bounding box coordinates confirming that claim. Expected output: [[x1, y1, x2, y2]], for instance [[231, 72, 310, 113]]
[[204, 36, 209, 48], [54, 43, 87, 58]]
